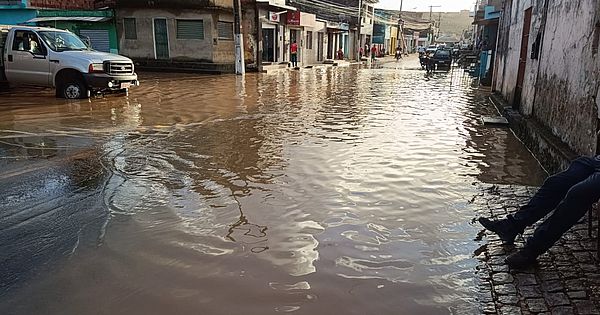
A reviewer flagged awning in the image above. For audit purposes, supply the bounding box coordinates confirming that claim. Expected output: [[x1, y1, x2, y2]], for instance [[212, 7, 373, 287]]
[[26, 17, 111, 23], [472, 17, 499, 26], [256, 0, 296, 11]]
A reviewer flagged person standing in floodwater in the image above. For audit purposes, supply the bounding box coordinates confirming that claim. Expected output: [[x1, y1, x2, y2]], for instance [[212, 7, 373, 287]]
[[290, 41, 298, 68], [371, 45, 377, 62]]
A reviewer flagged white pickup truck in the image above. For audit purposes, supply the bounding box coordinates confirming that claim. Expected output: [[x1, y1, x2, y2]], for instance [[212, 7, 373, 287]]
[[0, 25, 138, 99]]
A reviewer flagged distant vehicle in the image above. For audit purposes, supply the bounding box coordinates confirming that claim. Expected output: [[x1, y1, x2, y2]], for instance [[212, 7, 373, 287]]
[[426, 45, 438, 54], [430, 49, 452, 71], [1, 25, 139, 99]]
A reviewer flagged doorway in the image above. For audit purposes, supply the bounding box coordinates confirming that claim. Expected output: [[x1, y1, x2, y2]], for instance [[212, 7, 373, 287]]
[[317, 32, 324, 62], [262, 28, 275, 62], [153, 18, 169, 59], [327, 32, 333, 59], [515, 7, 532, 107]]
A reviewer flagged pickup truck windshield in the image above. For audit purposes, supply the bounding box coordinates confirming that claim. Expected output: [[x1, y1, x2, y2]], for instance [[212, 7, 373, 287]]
[[38, 31, 89, 52]]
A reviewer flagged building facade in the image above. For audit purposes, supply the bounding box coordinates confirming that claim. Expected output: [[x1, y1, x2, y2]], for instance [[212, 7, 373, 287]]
[[472, 0, 501, 84], [492, 0, 600, 157], [114, 0, 236, 71]]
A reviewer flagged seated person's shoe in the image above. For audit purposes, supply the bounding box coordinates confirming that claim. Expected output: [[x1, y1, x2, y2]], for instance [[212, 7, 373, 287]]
[[505, 249, 538, 268], [478, 217, 520, 244]]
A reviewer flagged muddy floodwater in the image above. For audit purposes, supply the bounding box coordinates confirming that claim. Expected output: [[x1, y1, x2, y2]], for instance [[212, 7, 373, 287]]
[[0, 59, 546, 314]]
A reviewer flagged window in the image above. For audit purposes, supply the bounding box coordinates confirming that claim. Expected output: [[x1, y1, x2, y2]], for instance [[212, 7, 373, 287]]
[[306, 31, 313, 49], [217, 21, 234, 40], [12, 30, 44, 55], [124, 18, 137, 40], [176, 19, 204, 40]]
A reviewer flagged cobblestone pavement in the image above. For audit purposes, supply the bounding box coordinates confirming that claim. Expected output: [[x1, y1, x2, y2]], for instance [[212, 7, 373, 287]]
[[474, 184, 600, 315]]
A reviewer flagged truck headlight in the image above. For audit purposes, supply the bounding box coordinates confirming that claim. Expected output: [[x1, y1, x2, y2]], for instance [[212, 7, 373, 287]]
[[88, 63, 104, 73]]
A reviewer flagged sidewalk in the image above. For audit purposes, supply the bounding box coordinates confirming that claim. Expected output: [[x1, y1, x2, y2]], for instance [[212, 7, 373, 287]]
[[474, 183, 600, 314]]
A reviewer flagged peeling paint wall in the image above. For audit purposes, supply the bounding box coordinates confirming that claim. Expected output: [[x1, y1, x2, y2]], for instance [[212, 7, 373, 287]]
[[534, 0, 600, 155], [495, 0, 527, 106], [494, 0, 600, 155]]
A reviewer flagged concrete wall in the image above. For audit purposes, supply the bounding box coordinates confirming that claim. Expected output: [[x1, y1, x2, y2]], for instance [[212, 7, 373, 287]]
[[533, 0, 600, 155], [494, 0, 600, 155], [116, 8, 235, 64], [303, 27, 317, 65]]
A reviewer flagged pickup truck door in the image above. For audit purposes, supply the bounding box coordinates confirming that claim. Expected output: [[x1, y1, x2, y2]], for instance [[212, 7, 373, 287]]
[[4, 30, 50, 86]]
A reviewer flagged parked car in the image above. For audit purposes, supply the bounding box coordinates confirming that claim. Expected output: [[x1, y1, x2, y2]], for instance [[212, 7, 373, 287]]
[[430, 49, 453, 71], [1, 25, 139, 99]]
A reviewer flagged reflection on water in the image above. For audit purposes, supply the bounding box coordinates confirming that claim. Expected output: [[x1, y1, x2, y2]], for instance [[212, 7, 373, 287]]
[[0, 61, 546, 314]]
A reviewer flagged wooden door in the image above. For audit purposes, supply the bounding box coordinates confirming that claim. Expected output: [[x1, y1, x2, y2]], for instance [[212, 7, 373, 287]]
[[515, 7, 532, 106]]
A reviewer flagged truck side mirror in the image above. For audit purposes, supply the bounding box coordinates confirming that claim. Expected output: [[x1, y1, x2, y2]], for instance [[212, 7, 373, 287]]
[[79, 35, 92, 48]]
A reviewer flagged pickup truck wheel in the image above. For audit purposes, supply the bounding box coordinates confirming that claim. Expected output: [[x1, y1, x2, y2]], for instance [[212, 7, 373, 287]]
[[59, 79, 89, 99]]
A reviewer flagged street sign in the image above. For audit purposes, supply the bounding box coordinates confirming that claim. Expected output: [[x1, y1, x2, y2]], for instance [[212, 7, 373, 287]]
[[286, 11, 300, 25], [269, 12, 280, 23]]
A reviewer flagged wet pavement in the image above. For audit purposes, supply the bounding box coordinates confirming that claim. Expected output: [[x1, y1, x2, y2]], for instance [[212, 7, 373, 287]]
[[474, 184, 600, 315], [0, 56, 552, 314]]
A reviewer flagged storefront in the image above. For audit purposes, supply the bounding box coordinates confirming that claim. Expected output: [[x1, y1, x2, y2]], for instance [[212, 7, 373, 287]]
[[256, 0, 297, 64], [260, 10, 284, 63], [325, 21, 348, 60]]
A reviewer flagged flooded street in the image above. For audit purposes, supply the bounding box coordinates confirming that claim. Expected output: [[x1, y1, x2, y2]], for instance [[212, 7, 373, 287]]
[[0, 58, 547, 314]]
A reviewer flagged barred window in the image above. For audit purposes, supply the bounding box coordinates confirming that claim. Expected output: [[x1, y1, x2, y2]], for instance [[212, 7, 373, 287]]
[[176, 19, 204, 40], [123, 18, 137, 40], [217, 21, 233, 40]]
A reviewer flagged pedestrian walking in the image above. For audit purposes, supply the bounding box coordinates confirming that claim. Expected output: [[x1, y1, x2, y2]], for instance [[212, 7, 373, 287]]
[[478, 156, 600, 268], [290, 40, 298, 68]]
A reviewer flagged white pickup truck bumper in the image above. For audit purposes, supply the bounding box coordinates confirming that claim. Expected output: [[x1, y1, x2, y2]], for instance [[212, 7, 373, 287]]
[[83, 73, 139, 91]]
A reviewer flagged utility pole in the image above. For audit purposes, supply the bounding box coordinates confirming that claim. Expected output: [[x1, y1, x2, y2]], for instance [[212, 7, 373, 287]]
[[233, 0, 245, 75], [396, 0, 403, 51], [437, 11, 442, 38], [428, 5, 441, 45], [356, 0, 362, 61]]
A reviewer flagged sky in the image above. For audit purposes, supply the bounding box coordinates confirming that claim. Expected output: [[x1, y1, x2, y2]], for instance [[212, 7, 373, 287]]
[[376, 0, 475, 12]]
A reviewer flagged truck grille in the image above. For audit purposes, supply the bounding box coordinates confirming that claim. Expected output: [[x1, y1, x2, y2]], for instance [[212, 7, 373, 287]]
[[105, 61, 134, 75]]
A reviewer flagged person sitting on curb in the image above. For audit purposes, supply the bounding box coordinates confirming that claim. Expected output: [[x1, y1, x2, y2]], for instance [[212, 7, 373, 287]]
[[478, 156, 600, 268]]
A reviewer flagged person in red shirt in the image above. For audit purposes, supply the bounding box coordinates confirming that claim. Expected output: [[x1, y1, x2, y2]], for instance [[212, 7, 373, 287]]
[[290, 40, 298, 68], [371, 45, 377, 61]]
